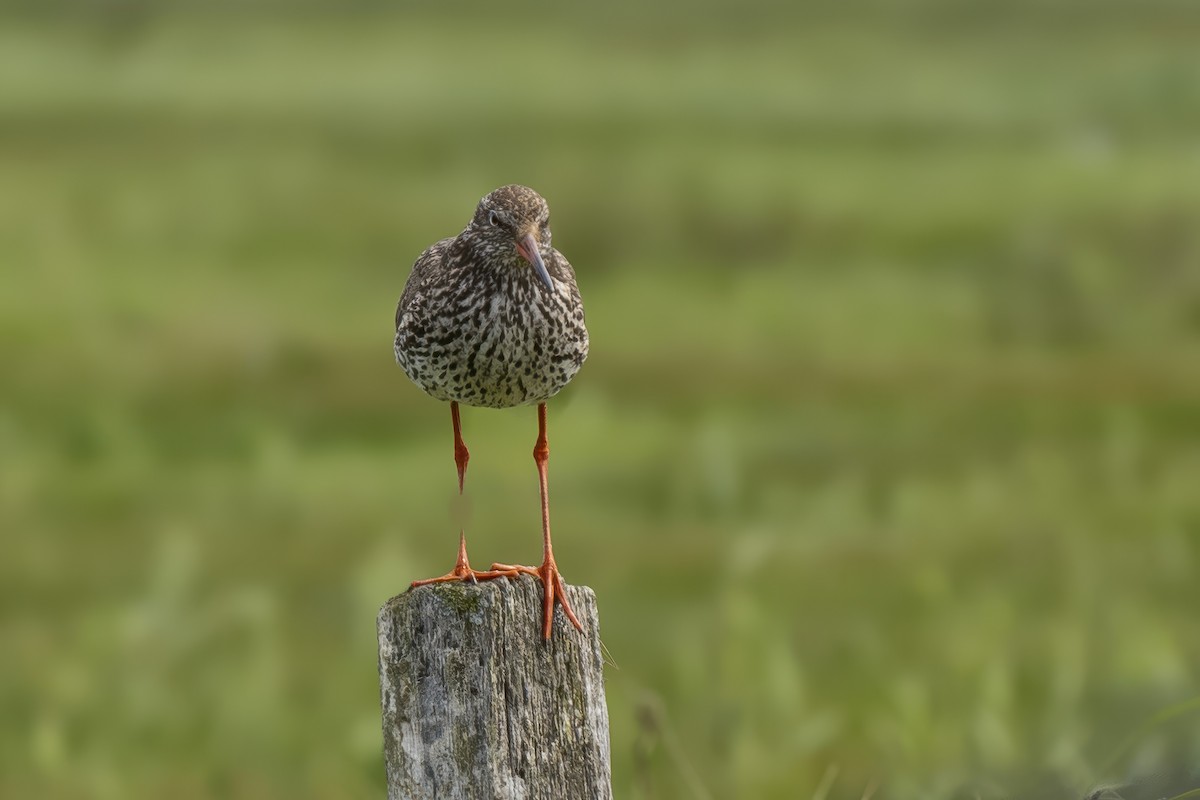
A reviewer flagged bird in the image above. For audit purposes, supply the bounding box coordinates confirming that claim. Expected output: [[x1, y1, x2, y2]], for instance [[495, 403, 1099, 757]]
[[394, 185, 589, 639]]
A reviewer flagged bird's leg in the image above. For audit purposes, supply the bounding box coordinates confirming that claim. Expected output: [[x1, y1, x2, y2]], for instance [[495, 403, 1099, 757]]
[[410, 402, 521, 589], [491, 403, 584, 638], [452, 400, 469, 494]]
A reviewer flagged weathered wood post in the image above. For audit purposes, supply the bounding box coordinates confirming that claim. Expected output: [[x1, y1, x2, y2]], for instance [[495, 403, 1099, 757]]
[[377, 575, 612, 800]]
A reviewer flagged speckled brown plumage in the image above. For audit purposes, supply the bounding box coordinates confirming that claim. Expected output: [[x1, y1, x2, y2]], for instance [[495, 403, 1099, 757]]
[[395, 185, 588, 409], [394, 185, 590, 640]]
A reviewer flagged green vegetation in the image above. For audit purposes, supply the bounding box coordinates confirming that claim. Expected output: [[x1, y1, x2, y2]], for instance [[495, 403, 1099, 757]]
[[2, 3, 1199, 798]]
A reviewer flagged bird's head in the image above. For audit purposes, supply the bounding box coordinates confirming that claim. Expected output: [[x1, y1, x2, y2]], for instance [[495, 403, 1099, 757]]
[[468, 184, 555, 291]]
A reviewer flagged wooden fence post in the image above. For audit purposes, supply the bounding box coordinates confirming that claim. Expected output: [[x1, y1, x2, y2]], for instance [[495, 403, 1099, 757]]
[[377, 575, 613, 800]]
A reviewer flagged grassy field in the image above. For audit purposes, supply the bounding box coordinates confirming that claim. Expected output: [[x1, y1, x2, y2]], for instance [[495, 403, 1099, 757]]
[[3, 3, 1200, 798]]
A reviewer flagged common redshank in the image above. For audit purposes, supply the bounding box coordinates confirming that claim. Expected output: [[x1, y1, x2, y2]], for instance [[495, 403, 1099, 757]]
[[394, 185, 589, 639]]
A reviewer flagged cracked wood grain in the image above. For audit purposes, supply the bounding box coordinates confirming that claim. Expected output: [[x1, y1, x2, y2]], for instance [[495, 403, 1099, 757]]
[[377, 575, 612, 800]]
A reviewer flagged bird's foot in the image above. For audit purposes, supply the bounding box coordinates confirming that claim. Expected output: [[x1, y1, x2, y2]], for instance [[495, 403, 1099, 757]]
[[408, 565, 521, 589], [489, 558, 583, 639], [409, 537, 522, 589]]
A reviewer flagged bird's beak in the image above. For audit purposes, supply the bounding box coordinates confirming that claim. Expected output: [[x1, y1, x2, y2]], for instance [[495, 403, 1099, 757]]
[[516, 232, 554, 292]]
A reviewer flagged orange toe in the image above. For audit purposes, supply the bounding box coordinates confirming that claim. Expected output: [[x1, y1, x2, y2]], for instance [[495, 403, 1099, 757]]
[[490, 559, 583, 639]]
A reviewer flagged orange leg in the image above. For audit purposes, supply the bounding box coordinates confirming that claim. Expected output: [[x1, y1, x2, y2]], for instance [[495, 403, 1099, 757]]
[[492, 402, 584, 639], [411, 401, 520, 589]]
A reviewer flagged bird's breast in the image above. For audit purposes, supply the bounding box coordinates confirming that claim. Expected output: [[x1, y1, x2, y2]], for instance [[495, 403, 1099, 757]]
[[395, 277, 587, 409]]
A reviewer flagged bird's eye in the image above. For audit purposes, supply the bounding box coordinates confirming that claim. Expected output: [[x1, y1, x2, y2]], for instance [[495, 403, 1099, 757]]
[[488, 211, 500, 227]]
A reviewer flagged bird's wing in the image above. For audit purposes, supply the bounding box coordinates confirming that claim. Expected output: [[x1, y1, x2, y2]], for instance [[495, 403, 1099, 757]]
[[548, 248, 584, 307], [396, 238, 453, 330]]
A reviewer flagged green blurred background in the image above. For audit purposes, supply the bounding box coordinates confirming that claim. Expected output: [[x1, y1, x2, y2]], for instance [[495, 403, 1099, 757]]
[[3, 1, 1200, 798]]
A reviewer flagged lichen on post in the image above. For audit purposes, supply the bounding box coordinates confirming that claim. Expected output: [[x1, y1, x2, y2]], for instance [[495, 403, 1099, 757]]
[[377, 575, 612, 800]]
